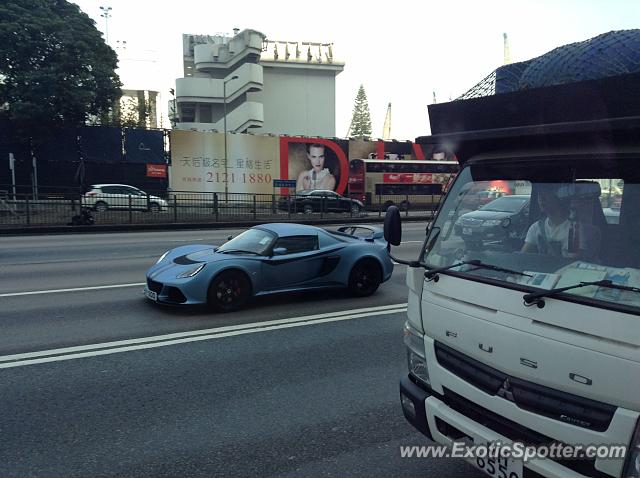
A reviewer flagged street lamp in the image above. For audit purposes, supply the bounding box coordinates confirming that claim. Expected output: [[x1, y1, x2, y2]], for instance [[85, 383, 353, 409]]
[[100, 6, 112, 43], [223, 75, 238, 202]]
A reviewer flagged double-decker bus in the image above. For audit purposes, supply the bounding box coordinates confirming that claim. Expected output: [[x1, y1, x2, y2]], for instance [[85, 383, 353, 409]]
[[348, 159, 459, 210]]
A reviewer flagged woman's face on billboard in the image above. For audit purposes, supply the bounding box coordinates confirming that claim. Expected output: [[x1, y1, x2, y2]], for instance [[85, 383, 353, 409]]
[[307, 145, 326, 172]]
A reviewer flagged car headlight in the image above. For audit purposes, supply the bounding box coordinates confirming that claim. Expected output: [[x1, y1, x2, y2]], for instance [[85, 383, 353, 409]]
[[156, 250, 170, 264], [623, 419, 640, 478], [403, 322, 430, 386], [176, 263, 205, 278], [482, 219, 502, 226]]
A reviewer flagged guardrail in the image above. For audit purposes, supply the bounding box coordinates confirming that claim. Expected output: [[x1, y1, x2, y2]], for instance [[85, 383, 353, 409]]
[[0, 190, 436, 228]]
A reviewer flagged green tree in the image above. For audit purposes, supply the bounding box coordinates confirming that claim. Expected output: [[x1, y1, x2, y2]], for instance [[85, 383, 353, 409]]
[[348, 84, 372, 138], [0, 0, 122, 142]]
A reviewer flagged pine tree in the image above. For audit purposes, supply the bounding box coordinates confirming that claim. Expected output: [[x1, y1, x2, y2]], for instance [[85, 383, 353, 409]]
[[348, 85, 372, 138]]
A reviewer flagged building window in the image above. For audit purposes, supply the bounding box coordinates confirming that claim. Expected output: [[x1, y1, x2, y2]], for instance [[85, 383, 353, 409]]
[[199, 104, 212, 123]]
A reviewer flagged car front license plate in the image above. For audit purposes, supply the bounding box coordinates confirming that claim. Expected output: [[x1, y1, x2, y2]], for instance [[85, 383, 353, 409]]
[[144, 288, 157, 301], [474, 456, 522, 478], [462, 227, 473, 235]]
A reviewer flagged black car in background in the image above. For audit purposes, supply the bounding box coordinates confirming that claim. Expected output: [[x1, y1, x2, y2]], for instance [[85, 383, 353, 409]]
[[454, 195, 530, 247], [278, 189, 364, 214]]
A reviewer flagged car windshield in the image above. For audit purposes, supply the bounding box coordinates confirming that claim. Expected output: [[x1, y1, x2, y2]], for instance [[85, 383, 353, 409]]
[[481, 196, 528, 213], [424, 155, 639, 312], [217, 228, 276, 255]]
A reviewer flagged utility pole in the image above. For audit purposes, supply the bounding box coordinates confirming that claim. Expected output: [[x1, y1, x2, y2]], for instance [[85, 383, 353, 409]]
[[100, 6, 112, 44]]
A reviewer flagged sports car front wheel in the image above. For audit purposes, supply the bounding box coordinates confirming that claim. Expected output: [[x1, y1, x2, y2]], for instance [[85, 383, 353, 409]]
[[207, 270, 251, 312], [348, 260, 382, 297]]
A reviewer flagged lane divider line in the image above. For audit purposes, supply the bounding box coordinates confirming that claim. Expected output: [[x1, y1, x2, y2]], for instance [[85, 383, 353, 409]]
[[0, 283, 146, 297], [0, 302, 406, 362], [0, 304, 407, 369]]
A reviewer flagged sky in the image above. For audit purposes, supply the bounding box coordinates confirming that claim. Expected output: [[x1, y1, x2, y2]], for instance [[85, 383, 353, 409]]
[[71, 0, 639, 140]]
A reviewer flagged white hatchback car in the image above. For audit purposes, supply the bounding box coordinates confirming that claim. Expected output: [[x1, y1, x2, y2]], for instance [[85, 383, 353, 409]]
[[82, 184, 168, 212]]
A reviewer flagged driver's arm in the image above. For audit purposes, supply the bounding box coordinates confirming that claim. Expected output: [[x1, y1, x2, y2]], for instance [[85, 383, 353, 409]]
[[521, 222, 539, 253]]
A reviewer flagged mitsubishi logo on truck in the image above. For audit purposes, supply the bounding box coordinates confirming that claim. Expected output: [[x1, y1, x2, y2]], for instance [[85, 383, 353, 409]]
[[496, 378, 515, 402]]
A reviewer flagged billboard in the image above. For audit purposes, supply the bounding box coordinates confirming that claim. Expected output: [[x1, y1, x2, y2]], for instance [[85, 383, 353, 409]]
[[170, 131, 278, 194], [169, 131, 450, 195]]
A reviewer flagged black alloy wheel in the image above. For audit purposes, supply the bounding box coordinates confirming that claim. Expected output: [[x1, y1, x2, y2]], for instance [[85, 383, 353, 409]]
[[208, 270, 251, 312], [348, 260, 382, 297]]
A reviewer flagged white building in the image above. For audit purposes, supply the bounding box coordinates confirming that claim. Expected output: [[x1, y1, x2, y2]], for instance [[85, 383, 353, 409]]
[[172, 28, 344, 136]]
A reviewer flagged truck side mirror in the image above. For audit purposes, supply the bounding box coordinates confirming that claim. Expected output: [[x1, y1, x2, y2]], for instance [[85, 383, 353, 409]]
[[384, 205, 402, 247]]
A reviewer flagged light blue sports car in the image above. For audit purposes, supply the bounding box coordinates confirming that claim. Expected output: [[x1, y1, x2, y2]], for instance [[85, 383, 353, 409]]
[[145, 223, 394, 311]]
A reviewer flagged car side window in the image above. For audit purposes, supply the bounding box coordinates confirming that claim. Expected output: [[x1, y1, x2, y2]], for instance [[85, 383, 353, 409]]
[[274, 235, 319, 254], [123, 187, 141, 195], [102, 186, 118, 194]]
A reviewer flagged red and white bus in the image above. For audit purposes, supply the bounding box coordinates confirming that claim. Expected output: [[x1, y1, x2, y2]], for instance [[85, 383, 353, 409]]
[[348, 159, 459, 210]]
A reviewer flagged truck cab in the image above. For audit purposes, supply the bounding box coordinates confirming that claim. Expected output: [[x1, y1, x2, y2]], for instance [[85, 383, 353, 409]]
[[388, 73, 640, 478]]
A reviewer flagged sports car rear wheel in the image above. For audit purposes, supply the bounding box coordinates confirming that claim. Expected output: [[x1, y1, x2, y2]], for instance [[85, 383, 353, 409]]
[[348, 260, 382, 297], [207, 270, 251, 312]]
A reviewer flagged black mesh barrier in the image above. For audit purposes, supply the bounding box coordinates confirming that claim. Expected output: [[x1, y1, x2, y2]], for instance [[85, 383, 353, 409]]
[[124, 129, 165, 164], [79, 126, 123, 163], [34, 129, 79, 164]]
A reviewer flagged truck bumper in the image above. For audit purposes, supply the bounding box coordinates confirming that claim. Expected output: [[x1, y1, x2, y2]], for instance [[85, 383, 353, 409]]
[[399, 374, 621, 478], [399, 375, 433, 439]]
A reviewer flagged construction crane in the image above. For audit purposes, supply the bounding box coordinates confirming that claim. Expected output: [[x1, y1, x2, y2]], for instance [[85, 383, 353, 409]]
[[503, 32, 512, 65], [382, 102, 392, 140]]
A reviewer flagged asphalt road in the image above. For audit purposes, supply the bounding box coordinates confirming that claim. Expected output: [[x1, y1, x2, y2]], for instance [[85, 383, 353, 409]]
[[0, 223, 484, 478]]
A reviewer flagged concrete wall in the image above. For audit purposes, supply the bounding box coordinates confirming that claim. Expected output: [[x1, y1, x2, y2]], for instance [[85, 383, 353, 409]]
[[249, 66, 337, 137]]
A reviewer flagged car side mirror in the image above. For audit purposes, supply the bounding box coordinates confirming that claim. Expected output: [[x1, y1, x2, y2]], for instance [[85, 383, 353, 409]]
[[273, 247, 288, 256], [227, 235, 233, 241], [383, 205, 402, 247]]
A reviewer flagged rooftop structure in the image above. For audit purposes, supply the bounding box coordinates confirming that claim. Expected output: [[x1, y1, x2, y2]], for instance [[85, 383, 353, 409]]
[[172, 29, 344, 136]]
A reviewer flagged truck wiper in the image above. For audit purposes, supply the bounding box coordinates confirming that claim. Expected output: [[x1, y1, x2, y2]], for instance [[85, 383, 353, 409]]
[[425, 259, 532, 281], [523, 279, 640, 307]]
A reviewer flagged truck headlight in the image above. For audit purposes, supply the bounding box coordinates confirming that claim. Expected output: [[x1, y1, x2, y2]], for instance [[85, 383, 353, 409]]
[[403, 322, 430, 386], [176, 263, 205, 278], [623, 419, 640, 478]]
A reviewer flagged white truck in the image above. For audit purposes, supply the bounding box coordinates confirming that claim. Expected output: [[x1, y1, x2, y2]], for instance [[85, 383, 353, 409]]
[[385, 71, 640, 478]]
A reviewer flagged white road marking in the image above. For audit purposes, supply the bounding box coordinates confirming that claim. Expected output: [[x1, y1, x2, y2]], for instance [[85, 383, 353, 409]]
[[0, 303, 408, 369], [0, 283, 146, 297]]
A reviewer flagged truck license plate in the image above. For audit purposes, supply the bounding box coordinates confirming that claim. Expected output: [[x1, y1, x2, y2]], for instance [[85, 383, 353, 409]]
[[144, 288, 157, 301], [474, 456, 522, 478]]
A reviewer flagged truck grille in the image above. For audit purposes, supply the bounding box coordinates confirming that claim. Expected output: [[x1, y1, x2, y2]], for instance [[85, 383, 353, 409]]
[[434, 341, 616, 432], [441, 387, 613, 478]]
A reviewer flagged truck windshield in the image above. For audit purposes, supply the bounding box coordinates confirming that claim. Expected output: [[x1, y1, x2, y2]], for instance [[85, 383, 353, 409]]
[[423, 156, 640, 312]]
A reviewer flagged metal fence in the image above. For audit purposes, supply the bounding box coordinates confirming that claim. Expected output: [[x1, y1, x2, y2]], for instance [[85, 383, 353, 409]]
[[0, 186, 436, 228]]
